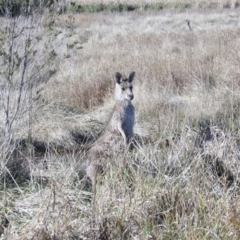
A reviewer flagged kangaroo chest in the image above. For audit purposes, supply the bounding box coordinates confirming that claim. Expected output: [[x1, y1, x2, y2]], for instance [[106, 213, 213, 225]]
[[121, 105, 134, 123], [112, 104, 134, 131]]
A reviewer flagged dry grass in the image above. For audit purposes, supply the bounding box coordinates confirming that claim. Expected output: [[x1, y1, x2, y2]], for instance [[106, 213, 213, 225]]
[[1, 3, 240, 240]]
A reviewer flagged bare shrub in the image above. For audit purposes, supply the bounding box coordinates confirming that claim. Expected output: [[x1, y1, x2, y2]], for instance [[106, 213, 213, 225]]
[[0, 4, 57, 185]]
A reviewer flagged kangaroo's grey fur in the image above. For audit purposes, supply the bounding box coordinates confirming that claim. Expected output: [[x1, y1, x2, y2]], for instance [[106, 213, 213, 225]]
[[86, 71, 135, 196]]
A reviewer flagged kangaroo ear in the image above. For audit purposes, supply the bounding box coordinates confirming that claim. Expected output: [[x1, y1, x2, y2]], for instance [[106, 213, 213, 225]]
[[128, 71, 135, 83], [114, 72, 122, 84]]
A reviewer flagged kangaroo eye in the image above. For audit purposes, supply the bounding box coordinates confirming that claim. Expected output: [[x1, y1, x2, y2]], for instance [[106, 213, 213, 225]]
[[122, 88, 125, 91]]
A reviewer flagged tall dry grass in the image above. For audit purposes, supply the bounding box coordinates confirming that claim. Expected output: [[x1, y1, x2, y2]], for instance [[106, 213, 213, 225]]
[[1, 5, 240, 240]]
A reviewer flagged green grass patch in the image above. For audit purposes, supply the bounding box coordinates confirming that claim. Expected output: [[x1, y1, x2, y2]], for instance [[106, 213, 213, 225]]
[[68, 2, 137, 13], [67, 2, 192, 13]]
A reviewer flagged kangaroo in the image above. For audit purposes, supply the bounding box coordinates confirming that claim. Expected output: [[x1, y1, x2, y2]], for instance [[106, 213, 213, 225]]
[[86, 71, 135, 196]]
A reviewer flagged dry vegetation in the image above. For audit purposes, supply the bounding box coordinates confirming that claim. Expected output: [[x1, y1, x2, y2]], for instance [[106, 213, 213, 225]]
[[1, 1, 240, 239]]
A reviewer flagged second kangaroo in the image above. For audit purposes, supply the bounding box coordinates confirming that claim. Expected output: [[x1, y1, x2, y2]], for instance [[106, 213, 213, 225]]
[[86, 71, 136, 194]]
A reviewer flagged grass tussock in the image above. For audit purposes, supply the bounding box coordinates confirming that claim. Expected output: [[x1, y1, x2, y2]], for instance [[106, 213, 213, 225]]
[[2, 3, 240, 239], [52, 72, 114, 109]]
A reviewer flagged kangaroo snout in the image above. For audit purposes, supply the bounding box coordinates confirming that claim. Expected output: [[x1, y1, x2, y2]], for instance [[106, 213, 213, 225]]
[[128, 94, 134, 100]]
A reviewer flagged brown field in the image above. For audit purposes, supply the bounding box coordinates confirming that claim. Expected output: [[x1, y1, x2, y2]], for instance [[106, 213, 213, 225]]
[[1, 1, 240, 239]]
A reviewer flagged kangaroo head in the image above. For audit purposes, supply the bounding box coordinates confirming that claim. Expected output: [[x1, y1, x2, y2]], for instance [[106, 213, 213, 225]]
[[114, 72, 135, 102]]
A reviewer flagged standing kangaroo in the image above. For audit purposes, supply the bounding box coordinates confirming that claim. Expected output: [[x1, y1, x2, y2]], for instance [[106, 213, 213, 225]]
[[86, 71, 135, 195]]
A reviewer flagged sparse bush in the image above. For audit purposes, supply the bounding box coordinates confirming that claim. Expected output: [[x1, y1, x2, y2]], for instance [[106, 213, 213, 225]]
[[0, 0, 57, 186]]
